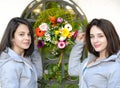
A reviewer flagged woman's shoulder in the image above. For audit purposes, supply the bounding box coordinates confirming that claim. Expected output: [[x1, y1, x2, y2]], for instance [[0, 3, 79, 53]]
[[0, 51, 23, 70], [114, 50, 120, 62], [0, 51, 11, 67], [117, 50, 120, 58]]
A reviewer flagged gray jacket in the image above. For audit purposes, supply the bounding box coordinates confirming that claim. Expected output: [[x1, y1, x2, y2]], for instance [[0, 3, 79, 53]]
[[0, 46, 43, 88], [68, 41, 120, 88]]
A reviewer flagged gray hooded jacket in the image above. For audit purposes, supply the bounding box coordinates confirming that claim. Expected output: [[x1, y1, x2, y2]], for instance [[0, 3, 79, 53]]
[[68, 41, 120, 88], [0, 46, 43, 88]]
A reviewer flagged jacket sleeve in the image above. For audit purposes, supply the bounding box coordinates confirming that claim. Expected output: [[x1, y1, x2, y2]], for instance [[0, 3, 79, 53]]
[[108, 50, 120, 87], [0, 61, 20, 88], [107, 62, 120, 88], [68, 41, 84, 76], [31, 45, 43, 79]]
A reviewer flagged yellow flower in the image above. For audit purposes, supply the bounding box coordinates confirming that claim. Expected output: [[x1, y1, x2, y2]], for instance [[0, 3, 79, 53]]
[[61, 28, 69, 37], [55, 30, 60, 35], [67, 32, 73, 38]]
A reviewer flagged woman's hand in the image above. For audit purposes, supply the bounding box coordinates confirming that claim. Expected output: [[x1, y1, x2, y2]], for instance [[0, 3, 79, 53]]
[[34, 35, 38, 45], [76, 32, 85, 43]]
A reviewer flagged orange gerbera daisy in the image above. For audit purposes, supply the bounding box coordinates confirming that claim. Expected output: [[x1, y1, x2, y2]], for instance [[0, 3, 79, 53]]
[[35, 27, 45, 37]]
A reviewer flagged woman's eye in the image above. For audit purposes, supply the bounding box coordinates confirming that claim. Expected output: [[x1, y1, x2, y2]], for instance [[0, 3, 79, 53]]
[[20, 34, 24, 36], [90, 36, 94, 38], [28, 33, 31, 36], [98, 35, 104, 38], [20, 34, 23, 36]]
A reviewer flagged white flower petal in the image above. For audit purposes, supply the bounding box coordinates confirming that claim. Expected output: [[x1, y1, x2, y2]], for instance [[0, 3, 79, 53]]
[[39, 23, 49, 31], [59, 36, 66, 41], [64, 23, 72, 31]]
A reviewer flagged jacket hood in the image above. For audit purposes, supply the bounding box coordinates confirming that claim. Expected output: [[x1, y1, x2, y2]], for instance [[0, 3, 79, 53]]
[[114, 50, 120, 62], [0, 48, 24, 68], [88, 50, 120, 63], [0, 52, 11, 67], [105, 50, 120, 61]]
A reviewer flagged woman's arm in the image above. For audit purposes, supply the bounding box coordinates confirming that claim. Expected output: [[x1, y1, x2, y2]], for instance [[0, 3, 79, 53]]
[[68, 32, 85, 76], [68, 41, 84, 76], [31, 45, 43, 78]]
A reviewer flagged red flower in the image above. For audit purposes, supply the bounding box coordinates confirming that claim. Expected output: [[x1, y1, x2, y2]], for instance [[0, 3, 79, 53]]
[[73, 30, 78, 39], [50, 16, 56, 24], [35, 27, 45, 37]]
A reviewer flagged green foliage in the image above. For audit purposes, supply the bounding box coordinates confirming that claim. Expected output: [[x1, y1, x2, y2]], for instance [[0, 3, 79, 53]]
[[34, 8, 82, 31]]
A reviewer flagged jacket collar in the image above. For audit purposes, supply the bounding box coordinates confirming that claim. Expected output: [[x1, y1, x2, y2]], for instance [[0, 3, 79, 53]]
[[87, 50, 120, 67], [0, 48, 32, 69], [7, 47, 23, 62]]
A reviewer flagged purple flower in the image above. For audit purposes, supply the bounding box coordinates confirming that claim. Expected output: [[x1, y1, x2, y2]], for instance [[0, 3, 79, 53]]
[[37, 40, 44, 48], [57, 17, 63, 23]]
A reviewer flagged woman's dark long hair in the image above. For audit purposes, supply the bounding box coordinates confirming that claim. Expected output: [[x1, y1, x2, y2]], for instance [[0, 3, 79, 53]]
[[0, 17, 34, 57], [85, 18, 120, 57]]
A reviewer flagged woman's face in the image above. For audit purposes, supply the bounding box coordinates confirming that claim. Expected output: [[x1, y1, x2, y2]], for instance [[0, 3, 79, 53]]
[[90, 26, 107, 53], [12, 24, 31, 54]]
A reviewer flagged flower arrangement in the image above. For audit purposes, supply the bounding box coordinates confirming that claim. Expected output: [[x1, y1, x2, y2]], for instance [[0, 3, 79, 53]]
[[35, 16, 77, 53], [34, 8, 81, 59]]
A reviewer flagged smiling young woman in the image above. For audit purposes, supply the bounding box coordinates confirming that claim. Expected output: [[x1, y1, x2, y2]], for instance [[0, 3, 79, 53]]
[[0, 17, 43, 88], [68, 18, 120, 88]]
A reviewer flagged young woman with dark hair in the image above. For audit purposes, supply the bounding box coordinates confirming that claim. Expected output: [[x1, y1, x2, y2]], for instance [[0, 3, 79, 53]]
[[0, 17, 43, 88], [68, 18, 120, 88]]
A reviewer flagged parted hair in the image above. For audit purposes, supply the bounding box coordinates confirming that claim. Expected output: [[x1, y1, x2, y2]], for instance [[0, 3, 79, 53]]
[[85, 18, 120, 57], [0, 17, 34, 57]]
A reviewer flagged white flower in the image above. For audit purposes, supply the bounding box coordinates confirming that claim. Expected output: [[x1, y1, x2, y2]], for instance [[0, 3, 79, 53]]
[[45, 32, 50, 37], [64, 23, 72, 31], [44, 32, 51, 41], [59, 36, 66, 41], [39, 23, 49, 31], [44, 70, 48, 74], [45, 36, 51, 41], [38, 37, 42, 40]]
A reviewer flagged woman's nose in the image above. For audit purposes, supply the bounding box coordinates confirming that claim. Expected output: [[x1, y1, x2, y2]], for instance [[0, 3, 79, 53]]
[[93, 37, 98, 42], [25, 35, 31, 40]]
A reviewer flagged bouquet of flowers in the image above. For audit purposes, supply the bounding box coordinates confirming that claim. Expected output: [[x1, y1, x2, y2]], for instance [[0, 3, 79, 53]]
[[34, 8, 83, 59], [35, 16, 77, 58]]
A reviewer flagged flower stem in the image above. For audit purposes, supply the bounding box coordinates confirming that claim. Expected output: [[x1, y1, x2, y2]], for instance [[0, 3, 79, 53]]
[[58, 52, 63, 67]]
